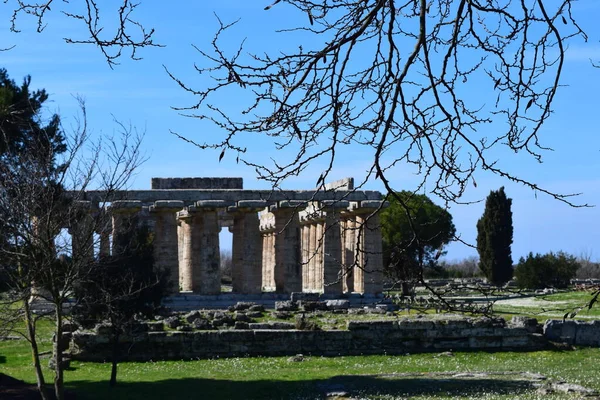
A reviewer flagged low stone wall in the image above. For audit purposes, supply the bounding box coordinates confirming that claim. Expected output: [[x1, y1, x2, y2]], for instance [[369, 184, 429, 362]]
[[543, 320, 600, 346], [70, 317, 547, 362]]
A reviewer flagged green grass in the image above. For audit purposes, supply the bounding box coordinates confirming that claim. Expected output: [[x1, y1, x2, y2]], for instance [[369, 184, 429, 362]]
[[3, 291, 600, 399], [2, 333, 600, 399], [492, 291, 600, 320]]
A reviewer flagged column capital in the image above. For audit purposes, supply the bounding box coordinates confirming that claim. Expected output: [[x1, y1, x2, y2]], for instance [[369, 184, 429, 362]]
[[149, 200, 185, 213], [110, 200, 142, 213], [348, 200, 389, 214], [195, 200, 235, 210]]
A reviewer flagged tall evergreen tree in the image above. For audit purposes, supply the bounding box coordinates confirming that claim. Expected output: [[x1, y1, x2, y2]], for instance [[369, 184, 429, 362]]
[[476, 187, 514, 286]]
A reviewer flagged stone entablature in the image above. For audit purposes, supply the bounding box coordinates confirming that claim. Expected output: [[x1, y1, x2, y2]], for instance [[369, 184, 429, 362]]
[[151, 177, 243, 190], [69, 177, 388, 297], [82, 189, 382, 205]]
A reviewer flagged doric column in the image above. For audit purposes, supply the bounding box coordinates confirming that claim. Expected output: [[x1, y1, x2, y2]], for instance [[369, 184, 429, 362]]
[[177, 218, 184, 289], [178, 201, 226, 295], [150, 200, 184, 294], [197, 200, 228, 294], [320, 200, 348, 296], [315, 221, 324, 291], [271, 201, 305, 294], [350, 200, 387, 295], [177, 208, 198, 292], [260, 211, 276, 291], [229, 200, 266, 294], [341, 215, 356, 293], [308, 222, 318, 291], [69, 201, 95, 266], [110, 200, 142, 257], [299, 219, 310, 291]]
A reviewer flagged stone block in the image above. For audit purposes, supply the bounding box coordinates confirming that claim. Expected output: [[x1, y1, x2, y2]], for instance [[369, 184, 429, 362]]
[[347, 320, 396, 331], [145, 322, 164, 332], [164, 316, 181, 329], [509, 316, 540, 333], [543, 320, 577, 344], [184, 311, 203, 323], [234, 312, 252, 322], [191, 319, 211, 330], [320, 200, 350, 209], [291, 292, 320, 302], [151, 177, 243, 190], [195, 200, 236, 208], [325, 299, 350, 310], [152, 200, 184, 209], [275, 300, 298, 311], [234, 321, 250, 330], [300, 301, 328, 312], [249, 322, 296, 330], [233, 302, 256, 311], [236, 200, 268, 209], [575, 321, 600, 346]]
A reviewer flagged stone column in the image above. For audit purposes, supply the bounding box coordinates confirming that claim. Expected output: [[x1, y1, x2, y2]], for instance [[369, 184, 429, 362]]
[[300, 219, 310, 291], [150, 200, 184, 294], [110, 200, 142, 257], [308, 222, 317, 291], [260, 211, 276, 291], [229, 200, 266, 294], [320, 201, 348, 296], [177, 208, 198, 292], [69, 201, 95, 266], [196, 200, 229, 294], [341, 215, 356, 293], [314, 221, 324, 292], [351, 201, 386, 295], [177, 219, 184, 289], [271, 201, 305, 294]]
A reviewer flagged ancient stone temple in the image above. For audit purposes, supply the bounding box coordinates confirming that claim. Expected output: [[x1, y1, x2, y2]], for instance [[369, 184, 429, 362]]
[[79, 177, 386, 296]]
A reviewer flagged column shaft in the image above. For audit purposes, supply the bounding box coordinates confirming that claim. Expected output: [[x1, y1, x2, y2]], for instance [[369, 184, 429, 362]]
[[231, 211, 263, 294], [322, 210, 343, 295], [273, 209, 302, 294]]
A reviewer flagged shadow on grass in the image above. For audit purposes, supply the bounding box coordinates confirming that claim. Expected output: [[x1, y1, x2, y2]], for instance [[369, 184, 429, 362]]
[[69, 374, 540, 400], [0, 355, 6, 364]]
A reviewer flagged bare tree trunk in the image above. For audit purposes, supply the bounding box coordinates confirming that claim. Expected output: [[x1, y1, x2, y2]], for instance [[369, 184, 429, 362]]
[[110, 332, 120, 387], [53, 305, 64, 400], [23, 299, 50, 400]]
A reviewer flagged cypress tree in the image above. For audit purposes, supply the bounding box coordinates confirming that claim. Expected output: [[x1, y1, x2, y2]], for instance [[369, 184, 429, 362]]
[[476, 187, 513, 285]]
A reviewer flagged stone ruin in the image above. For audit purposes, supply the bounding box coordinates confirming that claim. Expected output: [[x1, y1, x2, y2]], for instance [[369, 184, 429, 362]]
[[73, 177, 386, 297]]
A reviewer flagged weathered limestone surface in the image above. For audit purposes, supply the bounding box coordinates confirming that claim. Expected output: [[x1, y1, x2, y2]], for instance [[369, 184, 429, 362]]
[[84, 189, 382, 204], [178, 207, 221, 294], [150, 201, 184, 294], [110, 200, 142, 256], [70, 317, 548, 362], [231, 209, 263, 294], [543, 319, 600, 346], [151, 177, 243, 190], [272, 207, 302, 294]]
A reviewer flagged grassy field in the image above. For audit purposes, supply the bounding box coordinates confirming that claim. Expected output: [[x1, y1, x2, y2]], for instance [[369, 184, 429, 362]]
[[2, 290, 600, 399], [2, 337, 599, 399]]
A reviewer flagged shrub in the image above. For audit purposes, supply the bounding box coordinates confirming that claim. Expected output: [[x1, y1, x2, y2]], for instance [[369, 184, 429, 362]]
[[514, 251, 580, 289]]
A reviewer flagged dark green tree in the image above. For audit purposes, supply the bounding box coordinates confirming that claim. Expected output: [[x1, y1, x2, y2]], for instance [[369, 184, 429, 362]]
[[73, 221, 169, 387], [381, 191, 456, 293], [476, 187, 514, 286], [514, 251, 580, 289]]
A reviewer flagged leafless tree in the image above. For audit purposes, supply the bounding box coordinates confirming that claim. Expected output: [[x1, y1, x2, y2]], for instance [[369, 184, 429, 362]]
[[3, 0, 159, 66], [167, 0, 587, 207], [0, 99, 145, 400]]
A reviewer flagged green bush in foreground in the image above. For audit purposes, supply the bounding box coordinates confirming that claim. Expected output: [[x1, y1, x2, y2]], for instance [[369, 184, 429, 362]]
[[514, 251, 580, 289]]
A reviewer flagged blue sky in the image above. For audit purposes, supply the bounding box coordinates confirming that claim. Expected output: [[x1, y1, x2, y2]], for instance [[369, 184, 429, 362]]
[[1, 1, 600, 262]]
